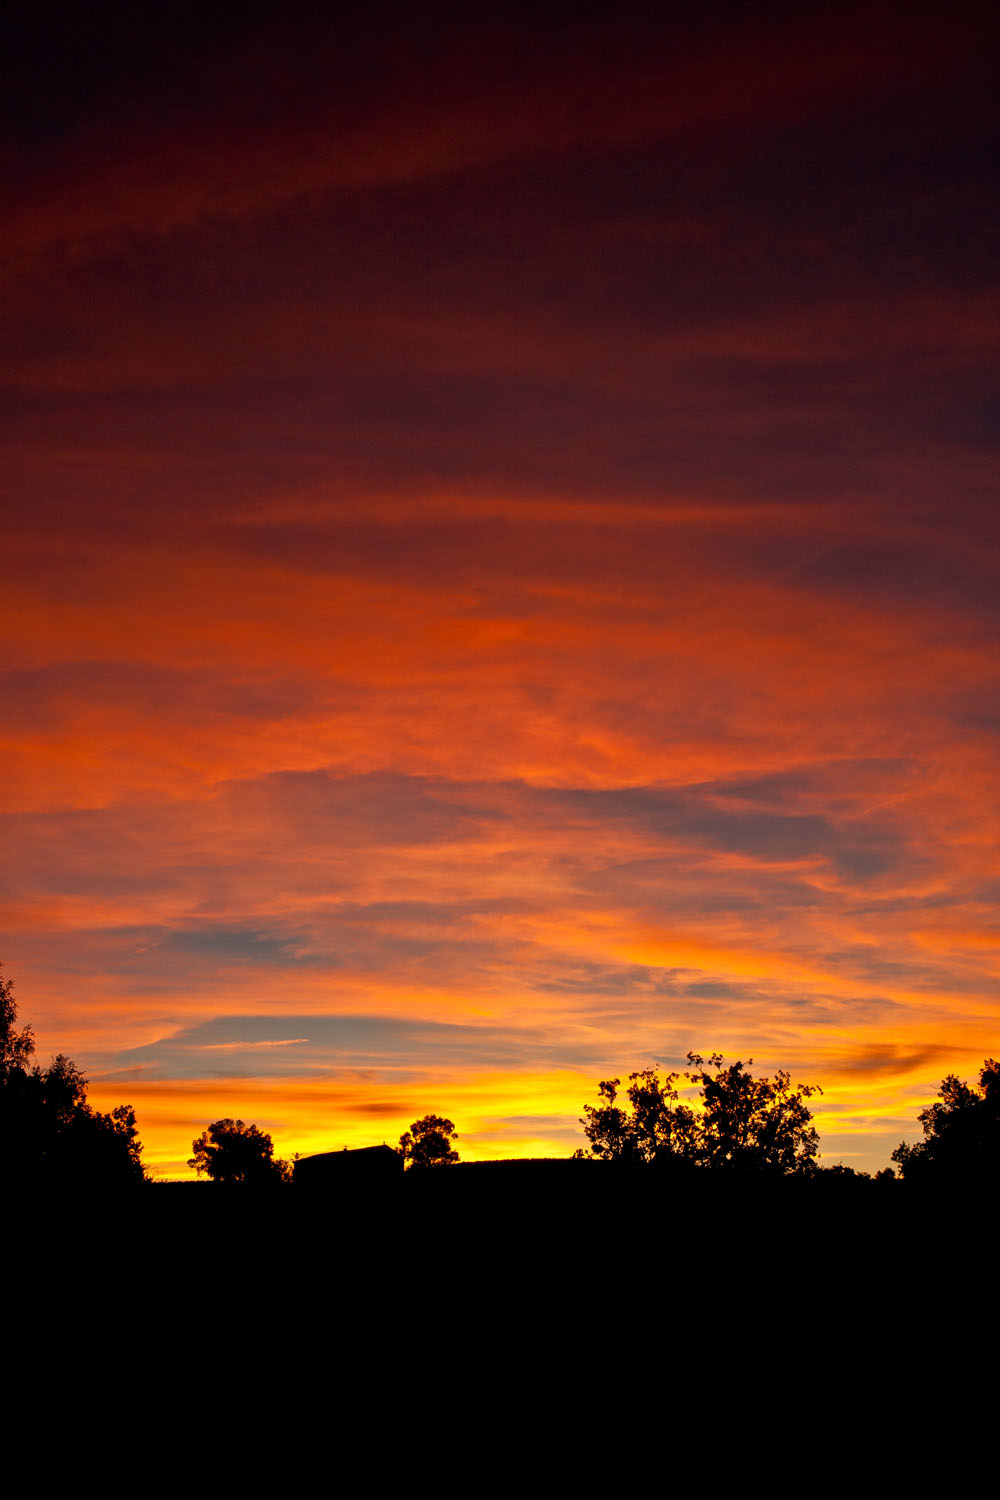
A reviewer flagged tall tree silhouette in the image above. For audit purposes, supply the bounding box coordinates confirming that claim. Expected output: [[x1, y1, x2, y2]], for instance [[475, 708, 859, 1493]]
[[1, 964, 34, 1078]]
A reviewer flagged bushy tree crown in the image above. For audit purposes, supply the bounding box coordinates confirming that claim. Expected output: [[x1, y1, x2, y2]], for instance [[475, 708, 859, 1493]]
[[188, 1117, 292, 1184], [398, 1114, 459, 1168], [579, 1052, 821, 1176]]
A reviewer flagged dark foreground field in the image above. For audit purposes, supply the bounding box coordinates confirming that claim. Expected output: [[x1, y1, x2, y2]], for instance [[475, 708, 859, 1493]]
[[6, 1163, 990, 1455], [11, 1162, 985, 1323]]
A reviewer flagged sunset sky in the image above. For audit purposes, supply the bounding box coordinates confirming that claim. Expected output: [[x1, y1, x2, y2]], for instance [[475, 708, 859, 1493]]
[[3, 0, 997, 1177]]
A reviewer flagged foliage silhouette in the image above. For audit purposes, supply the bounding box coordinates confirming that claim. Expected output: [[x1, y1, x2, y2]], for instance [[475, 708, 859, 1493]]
[[579, 1052, 821, 1175], [1, 965, 34, 1078], [398, 1114, 459, 1168], [892, 1059, 1000, 1184], [189, 1117, 292, 1184], [0, 963, 147, 1187]]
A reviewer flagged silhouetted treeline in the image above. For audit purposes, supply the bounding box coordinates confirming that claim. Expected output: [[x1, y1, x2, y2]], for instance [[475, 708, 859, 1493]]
[[4, 962, 998, 1196]]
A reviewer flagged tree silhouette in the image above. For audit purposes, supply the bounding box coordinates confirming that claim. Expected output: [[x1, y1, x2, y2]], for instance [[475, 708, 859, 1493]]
[[892, 1059, 1000, 1184], [1, 964, 34, 1079], [579, 1052, 821, 1175], [687, 1052, 821, 1174], [578, 1069, 697, 1164], [0, 964, 147, 1186], [398, 1114, 459, 1168], [188, 1117, 292, 1184]]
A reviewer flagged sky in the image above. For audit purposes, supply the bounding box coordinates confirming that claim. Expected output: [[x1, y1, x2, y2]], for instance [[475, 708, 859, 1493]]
[[2, 0, 997, 1176]]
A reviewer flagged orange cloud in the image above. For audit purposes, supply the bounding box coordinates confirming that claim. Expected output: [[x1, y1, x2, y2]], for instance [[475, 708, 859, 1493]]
[[3, 1, 996, 1178]]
